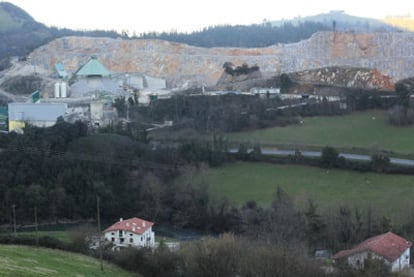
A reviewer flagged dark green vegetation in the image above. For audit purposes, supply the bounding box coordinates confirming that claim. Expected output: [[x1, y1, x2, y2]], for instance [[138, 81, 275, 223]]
[[130, 94, 345, 138], [140, 21, 330, 47], [179, 162, 414, 223], [0, 245, 138, 277], [0, 120, 234, 232], [0, 2, 121, 59], [140, 12, 400, 48]]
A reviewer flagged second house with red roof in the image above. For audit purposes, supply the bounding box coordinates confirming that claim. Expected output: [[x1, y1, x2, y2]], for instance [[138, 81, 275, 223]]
[[103, 217, 155, 249]]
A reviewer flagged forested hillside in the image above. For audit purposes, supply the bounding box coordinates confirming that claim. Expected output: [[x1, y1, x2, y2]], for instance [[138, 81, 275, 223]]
[[0, 2, 121, 59], [140, 22, 330, 47]]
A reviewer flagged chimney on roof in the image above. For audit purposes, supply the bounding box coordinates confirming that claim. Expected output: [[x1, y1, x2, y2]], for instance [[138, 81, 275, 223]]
[[120, 218, 123, 222], [143, 222, 146, 227]]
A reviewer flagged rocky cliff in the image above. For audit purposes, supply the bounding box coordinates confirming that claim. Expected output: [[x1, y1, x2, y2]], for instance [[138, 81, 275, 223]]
[[27, 32, 414, 89]]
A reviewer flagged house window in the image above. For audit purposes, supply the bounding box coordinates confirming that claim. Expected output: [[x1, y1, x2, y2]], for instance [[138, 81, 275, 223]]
[[141, 237, 143, 241], [111, 237, 114, 242], [130, 233, 133, 236], [120, 238, 124, 243], [119, 230, 123, 237], [130, 238, 133, 243], [111, 232, 114, 236]]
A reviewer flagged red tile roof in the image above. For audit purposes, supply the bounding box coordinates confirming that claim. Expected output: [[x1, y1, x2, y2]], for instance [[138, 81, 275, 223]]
[[333, 232, 411, 262], [104, 217, 154, 235]]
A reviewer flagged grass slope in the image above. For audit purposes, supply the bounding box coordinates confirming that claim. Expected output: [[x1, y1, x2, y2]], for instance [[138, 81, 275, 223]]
[[0, 244, 138, 277], [182, 162, 414, 224], [227, 110, 414, 154]]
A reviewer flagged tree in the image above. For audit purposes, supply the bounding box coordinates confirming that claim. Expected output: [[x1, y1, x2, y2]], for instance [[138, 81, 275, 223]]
[[320, 146, 338, 168], [180, 233, 241, 277], [223, 62, 234, 75], [280, 73, 293, 93], [370, 154, 390, 173], [237, 143, 249, 160], [113, 97, 127, 118], [259, 187, 306, 246], [304, 199, 325, 248], [395, 83, 410, 108], [388, 105, 414, 126]]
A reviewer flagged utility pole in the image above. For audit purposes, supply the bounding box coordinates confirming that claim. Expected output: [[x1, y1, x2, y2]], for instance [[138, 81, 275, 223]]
[[34, 206, 39, 247], [12, 204, 16, 236], [96, 196, 103, 271]]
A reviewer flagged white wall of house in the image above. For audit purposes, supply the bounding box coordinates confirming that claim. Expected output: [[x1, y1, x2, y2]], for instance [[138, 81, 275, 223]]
[[391, 248, 410, 272], [347, 252, 370, 269], [104, 227, 155, 248], [347, 250, 409, 272]]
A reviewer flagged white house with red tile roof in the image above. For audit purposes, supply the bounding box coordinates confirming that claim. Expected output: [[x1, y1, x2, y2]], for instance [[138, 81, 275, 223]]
[[333, 232, 411, 272], [104, 217, 155, 249]]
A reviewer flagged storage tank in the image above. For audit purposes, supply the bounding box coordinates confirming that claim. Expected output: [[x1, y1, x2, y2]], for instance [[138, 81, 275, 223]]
[[54, 82, 60, 98], [60, 82, 67, 98]]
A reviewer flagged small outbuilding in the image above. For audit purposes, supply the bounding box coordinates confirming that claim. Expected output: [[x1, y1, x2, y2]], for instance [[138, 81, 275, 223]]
[[332, 232, 411, 272]]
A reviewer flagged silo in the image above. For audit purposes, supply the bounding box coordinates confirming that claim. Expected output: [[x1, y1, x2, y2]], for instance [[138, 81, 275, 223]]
[[60, 82, 67, 98], [54, 82, 60, 98]]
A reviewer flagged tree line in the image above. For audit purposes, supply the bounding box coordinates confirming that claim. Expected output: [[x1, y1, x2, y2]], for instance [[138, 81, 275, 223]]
[[139, 21, 330, 48], [126, 93, 346, 134]]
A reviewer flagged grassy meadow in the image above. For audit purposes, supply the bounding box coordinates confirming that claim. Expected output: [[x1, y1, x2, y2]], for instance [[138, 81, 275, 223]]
[[0, 244, 139, 277], [179, 162, 414, 224], [226, 110, 414, 154]]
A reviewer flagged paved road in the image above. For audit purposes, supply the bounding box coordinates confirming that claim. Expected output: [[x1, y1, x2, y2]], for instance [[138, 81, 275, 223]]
[[230, 148, 414, 166]]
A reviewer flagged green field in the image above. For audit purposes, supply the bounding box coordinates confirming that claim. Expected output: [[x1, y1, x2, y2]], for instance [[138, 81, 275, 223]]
[[226, 110, 414, 154], [180, 162, 414, 224], [0, 244, 139, 277]]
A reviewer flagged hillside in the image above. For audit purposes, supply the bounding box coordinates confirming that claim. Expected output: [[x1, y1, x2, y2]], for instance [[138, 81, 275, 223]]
[[0, 2, 53, 58], [0, 2, 121, 59], [139, 11, 403, 47], [0, 1, 37, 32], [0, 245, 138, 277], [270, 10, 401, 32], [24, 31, 414, 89]]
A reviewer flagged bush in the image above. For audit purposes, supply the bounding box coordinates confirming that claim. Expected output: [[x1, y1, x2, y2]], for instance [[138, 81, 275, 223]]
[[370, 154, 390, 173], [321, 146, 339, 168], [388, 105, 414, 126], [179, 233, 324, 277]]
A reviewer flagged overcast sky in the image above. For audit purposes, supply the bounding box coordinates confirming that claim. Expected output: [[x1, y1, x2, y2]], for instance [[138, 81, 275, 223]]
[[5, 0, 414, 34]]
